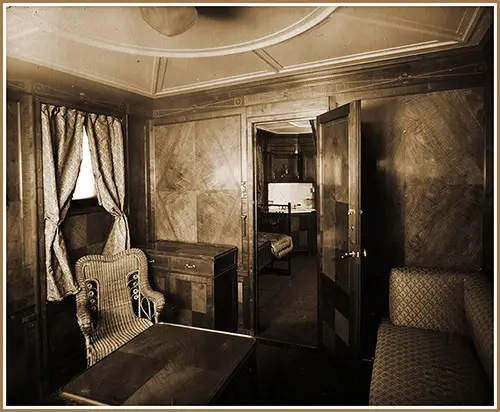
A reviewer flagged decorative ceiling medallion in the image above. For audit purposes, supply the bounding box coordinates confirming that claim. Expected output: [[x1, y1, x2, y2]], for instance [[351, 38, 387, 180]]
[[8, 6, 337, 58]]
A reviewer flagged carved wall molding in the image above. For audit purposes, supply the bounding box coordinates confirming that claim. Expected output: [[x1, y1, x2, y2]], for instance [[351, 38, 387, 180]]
[[151, 57, 488, 119], [31, 83, 151, 117], [7, 79, 30, 93], [152, 96, 244, 119]]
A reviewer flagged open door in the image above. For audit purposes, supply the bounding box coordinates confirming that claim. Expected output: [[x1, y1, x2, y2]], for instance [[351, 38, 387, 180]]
[[316, 101, 363, 377]]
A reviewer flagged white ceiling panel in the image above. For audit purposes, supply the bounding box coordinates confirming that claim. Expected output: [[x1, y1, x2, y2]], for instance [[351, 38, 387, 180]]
[[159, 52, 273, 95], [348, 6, 482, 40], [8, 31, 156, 96], [263, 9, 463, 70]]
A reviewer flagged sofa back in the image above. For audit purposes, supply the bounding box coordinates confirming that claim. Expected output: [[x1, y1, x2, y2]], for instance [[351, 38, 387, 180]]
[[464, 275, 494, 385], [389, 267, 471, 334]]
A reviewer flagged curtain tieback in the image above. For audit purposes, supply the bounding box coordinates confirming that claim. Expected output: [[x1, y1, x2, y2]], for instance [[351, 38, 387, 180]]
[[45, 217, 64, 227], [111, 209, 126, 219]]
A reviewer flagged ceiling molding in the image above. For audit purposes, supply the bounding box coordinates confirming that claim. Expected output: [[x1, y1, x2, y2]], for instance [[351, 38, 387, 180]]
[[153, 39, 465, 98], [459, 7, 484, 42], [6, 26, 40, 42], [150, 48, 488, 117], [253, 49, 283, 73], [278, 40, 460, 74], [12, 6, 337, 58], [154, 70, 273, 98]]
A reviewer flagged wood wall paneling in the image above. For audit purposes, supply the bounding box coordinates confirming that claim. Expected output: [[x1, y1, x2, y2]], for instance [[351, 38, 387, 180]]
[[152, 116, 242, 249], [123, 115, 148, 245], [6, 94, 42, 405], [361, 88, 485, 272]]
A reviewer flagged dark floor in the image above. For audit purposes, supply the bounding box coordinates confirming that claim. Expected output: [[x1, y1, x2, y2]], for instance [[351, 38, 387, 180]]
[[258, 254, 317, 347], [252, 340, 368, 406]]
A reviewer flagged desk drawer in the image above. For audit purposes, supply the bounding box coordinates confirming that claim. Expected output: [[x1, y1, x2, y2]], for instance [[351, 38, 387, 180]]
[[170, 256, 212, 275]]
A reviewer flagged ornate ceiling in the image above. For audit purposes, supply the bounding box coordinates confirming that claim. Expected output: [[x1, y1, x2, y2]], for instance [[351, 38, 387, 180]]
[[6, 5, 493, 99]]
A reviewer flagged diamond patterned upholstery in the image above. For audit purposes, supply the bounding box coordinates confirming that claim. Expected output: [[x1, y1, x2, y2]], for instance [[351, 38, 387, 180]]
[[464, 275, 494, 385], [369, 321, 492, 405], [370, 267, 493, 406], [389, 267, 471, 334]]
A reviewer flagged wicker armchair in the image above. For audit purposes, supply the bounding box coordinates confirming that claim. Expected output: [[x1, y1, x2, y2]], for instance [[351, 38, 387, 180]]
[[74, 248, 165, 367]]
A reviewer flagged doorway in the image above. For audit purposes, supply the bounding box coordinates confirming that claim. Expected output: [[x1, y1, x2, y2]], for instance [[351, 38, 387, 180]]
[[253, 118, 319, 348]]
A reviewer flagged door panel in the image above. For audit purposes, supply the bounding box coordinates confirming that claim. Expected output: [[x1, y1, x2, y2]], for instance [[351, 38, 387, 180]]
[[317, 101, 362, 374]]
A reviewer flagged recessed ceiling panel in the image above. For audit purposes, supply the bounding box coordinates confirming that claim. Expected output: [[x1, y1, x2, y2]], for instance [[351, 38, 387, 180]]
[[352, 6, 481, 39], [264, 7, 468, 71], [7, 6, 336, 57], [159, 52, 273, 94], [8, 31, 156, 96]]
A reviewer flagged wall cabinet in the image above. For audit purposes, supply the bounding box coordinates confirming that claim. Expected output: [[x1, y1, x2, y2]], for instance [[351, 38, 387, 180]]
[[139, 241, 239, 332]]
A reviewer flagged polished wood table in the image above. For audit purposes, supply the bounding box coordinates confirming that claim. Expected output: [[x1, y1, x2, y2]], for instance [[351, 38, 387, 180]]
[[60, 323, 256, 406]]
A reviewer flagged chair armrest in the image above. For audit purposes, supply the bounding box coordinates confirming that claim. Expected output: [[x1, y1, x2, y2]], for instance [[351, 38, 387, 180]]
[[139, 282, 165, 319], [75, 291, 93, 338], [389, 267, 473, 334]]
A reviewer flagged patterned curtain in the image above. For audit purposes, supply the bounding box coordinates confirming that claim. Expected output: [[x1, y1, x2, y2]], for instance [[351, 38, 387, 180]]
[[256, 139, 264, 204], [41, 104, 85, 301], [86, 114, 130, 255]]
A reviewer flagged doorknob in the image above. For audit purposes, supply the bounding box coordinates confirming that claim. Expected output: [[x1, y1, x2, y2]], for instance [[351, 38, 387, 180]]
[[341, 251, 356, 259]]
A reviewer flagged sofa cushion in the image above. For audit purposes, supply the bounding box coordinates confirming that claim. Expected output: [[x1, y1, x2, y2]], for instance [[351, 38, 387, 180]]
[[464, 275, 494, 385], [369, 321, 492, 406], [389, 267, 470, 334]]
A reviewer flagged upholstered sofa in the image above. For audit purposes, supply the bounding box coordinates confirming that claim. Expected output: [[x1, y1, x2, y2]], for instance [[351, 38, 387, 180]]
[[369, 267, 494, 406]]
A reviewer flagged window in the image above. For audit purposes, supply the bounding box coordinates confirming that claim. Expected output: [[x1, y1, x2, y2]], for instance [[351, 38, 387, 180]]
[[69, 127, 100, 214], [73, 128, 96, 200]]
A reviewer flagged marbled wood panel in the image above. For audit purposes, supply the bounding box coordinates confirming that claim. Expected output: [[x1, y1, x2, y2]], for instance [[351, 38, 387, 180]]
[[401, 89, 484, 270], [197, 190, 240, 246], [404, 182, 483, 270], [154, 122, 195, 191], [155, 190, 198, 242], [195, 116, 240, 191], [400, 89, 483, 185], [362, 88, 484, 271]]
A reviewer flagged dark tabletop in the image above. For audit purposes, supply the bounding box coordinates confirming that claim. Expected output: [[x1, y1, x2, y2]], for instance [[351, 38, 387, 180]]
[[60, 323, 256, 406], [137, 240, 237, 259]]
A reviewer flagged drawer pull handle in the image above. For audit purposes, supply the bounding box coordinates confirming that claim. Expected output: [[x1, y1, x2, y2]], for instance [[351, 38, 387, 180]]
[[148, 259, 155, 263], [185, 263, 196, 269]]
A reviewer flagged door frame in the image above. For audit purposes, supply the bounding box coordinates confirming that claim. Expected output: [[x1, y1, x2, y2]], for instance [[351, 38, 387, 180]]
[[246, 108, 327, 337]]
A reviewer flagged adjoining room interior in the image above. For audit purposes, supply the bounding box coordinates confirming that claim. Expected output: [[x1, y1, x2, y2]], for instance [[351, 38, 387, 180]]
[[5, 4, 495, 408], [254, 119, 318, 348]]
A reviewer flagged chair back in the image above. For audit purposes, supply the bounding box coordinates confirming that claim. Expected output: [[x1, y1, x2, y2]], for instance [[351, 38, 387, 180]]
[[75, 248, 152, 332]]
